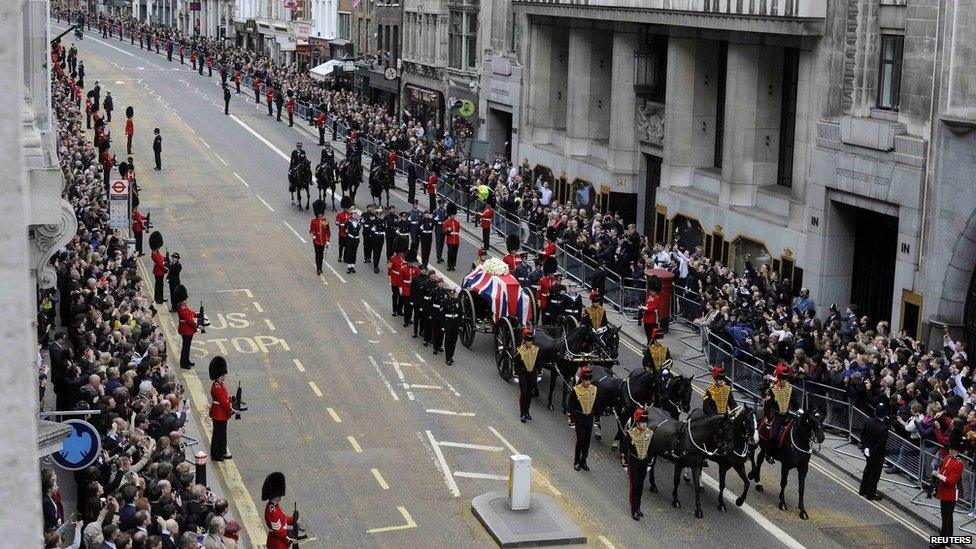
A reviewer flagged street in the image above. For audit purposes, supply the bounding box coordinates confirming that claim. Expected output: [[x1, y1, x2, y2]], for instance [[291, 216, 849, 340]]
[[67, 28, 933, 549]]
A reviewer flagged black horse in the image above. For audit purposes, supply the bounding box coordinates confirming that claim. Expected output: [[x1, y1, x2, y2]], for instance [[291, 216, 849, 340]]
[[289, 154, 312, 210], [644, 407, 733, 518], [589, 367, 658, 450], [710, 406, 759, 512], [339, 159, 359, 201], [748, 410, 825, 520], [656, 374, 694, 419], [315, 151, 338, 210], [369, 155, 387, 206], [531, 325, 618, 413]]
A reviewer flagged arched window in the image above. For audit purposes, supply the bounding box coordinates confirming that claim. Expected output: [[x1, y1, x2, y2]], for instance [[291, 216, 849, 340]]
[[670, 214, 704, 253], [730, 236, 771, 277]]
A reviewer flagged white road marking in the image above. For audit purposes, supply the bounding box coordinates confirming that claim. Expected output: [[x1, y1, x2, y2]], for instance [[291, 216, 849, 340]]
[[389, 354, 405, 381], [426, 366, 462, 398], [347, 436, 363, 453], [319, 273, 329, 286], [453, 472, 507, 481], [438, 441, 503, 452], [308, 381, 323, 397], [185, 124, 196, 134], [425, 431, 460, 498], [405, 383, 442, 390], [426, 409, 476, 417], [365, 506, 416, 534], [253, 302, 264, 312], [363, 300, 397, 334], [338, 304, 358, 334], [367, 356, 399, 401], [327, 408, 342, 423], [371, 468, 389, 490], [322, 260, 347, 283], [597, 535, 617, 549], [264, 319, 276, 331], [487, 426, 519, 455], [254, 194, 275, 212], [283, 221, 307, 243], [214, 153, 228, 165], [698, 474, 806, 549], [292, 359, 305, 372], [228, 114, 290, 161], [172, 112, 182, 120], [215, 289, 253, 297], [199, 137, 211, 148], [51, 25, 136, 58]]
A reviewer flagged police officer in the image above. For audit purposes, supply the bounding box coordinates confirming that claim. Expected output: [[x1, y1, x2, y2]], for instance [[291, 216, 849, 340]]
[[369, 208, 387, 273], [624, 407, 653, 520], [419, 210, 435, 266], [433, 199, 447, 264], [515, 328, 540, 423], [858, 404, 889, 501], [166, 252, 183, 313], [568, 366, 597, 471], [152, 128, 162, 170], [223, 85, 231, 115], [441, 287, 461, 365]]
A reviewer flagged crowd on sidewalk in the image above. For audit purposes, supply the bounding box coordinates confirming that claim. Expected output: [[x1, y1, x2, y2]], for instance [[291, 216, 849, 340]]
[[40, 30, 239, 549]]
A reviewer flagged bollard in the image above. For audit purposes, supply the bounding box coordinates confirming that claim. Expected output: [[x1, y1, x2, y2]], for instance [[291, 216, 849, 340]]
[[195, 451, 208, 487], [508, 454, 532, 511]]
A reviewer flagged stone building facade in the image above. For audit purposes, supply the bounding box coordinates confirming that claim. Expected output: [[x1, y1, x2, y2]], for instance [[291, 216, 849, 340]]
[[509, 0, 976, 344]]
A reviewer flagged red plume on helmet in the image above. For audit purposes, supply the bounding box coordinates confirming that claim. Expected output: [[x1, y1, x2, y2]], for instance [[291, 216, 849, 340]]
[[589, 290, 602, 303], [710, 365, 726, 380], [579, 366, 593, 380], [634, 407, 649, 423], [522, 327, 534, 340], [650, 328, 660, 341], [773, 363, 793, 380]]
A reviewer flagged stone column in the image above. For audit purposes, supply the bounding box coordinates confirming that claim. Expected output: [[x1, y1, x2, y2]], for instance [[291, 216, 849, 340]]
[[608, 26, 639, 180], [0, 3, 43, 543], [565, 26, 594, 156], [526, 22, 553, 143]]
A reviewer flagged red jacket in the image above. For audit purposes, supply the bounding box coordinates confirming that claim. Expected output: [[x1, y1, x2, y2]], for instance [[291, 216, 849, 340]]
[[543, 241, 556, 257], [537, 276, 553, 308], [336, 211, 351, 237], [502, 253, 522, 273], [177, 304, 198, 336], [480, 207, 494, 229], [399, 265, 420, 296], [642, 293, 662, 325], [388, 254, 404, 286], [132, 209, 145, 233], [125, 118, 134, 137], [286, 98, 295, 114], [937, 455, 964, 501], [210, 381, 233, 421], [426, 174, 438, 195], [266, 88, 273, 102], [316, 113, 326, 128], [443, 218, 460, 246], [152, 250, 167, 276], [309, 217, 331, 246], [264, 502, 293, 549], [388, 151, 397, 171]]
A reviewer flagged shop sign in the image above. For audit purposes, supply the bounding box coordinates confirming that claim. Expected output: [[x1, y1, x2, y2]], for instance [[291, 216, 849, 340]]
[[407, 84, 440, 106]]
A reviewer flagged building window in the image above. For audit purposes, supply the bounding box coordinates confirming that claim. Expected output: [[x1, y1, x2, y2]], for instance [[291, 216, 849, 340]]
[[777, 48, 799, 188], [878, 35, 903, 110], [338, 12, 350, 40], [714, 41, 727, 169], [449, 10, 477, 70]]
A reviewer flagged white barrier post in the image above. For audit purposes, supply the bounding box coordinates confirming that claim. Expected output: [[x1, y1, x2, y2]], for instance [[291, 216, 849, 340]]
[[508, 454, 532, 511]]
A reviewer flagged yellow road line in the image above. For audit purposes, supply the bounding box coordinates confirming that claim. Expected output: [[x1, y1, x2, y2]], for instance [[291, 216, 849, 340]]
[[371, 468, 390, 490], [365, 506, 416, 534], [253, 301, 263, 312], [327, 407, 342, 423], [264, 318, 276, 331], [292, 358, 305, 372], [347, 435, 363, 453], [308, 381, 323, 397]]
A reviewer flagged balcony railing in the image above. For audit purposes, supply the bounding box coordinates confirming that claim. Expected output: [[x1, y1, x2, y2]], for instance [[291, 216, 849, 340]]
[[516, 0, 826, 20]]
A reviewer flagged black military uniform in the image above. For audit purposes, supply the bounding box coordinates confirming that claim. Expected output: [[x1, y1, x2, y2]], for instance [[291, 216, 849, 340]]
[[369, 212, 387, 273], [859, 405, 889, 500], [419, 212, 435, 266], [412, 270, 432, 340], [440, 289, 462, 365], [624, 408, 653, 520], [343, 213, 362, 273], [395, 212, 411, 254], [274, 87, 284, 121], [152, 128, 162, 170], [561, 286, 584, 323], [514, 330, 540, 422], [429, 283, 448, 354], [223, 85, 231, 115], [166, 252, 183, 313], [383, 207, 398, 260], [433, 201, 447, 263], [361, 207, 376, 265], [568, 367, 597, 471]]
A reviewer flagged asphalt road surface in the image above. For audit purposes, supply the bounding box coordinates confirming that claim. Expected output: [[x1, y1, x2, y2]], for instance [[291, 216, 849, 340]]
[[63, 27, 933, 549]]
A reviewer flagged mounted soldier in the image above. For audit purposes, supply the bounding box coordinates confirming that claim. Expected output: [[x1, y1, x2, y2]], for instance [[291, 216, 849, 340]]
[[702, 366, 736, 416], [582, 290, 609, 330], [642, 328, 672, 372], [761, 364, 801, 462]]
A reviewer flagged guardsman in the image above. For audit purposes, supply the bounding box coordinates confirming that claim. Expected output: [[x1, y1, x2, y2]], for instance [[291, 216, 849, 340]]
[[189, 46, 196, 69], [85, 95, 94, 128], [266, 84, 274, 116], [515, 328, 540, 423], [369, 207, 387, 273], [262, 473, 297, 549], [174, 285, 197, 369], [274, 87, 284, 121], [568, 366, 597, 471], [207, 52, 214, 77], [316, 111, 326, 145], [641, 287, 663, 342], [309, 199, 332, 276], [253, 75, 261, 103], [234, 64, 242, 94], [934, 438, 964, 544], [166, 39, 173, 62], [763, 364, 799, 461], [702, 366, 736, 416], [285, 90, 295, 127], [443, 203, 461, 271], [480, 203, 494, 251], [166, 253, 183, 313], [583, 291, 609, 329], [335, 196, 353, 262], [179, 43, 185, 65], [430, 280, 448, 355], [131, 195, 146, 256], [150, 231, 167, 304], [419, 210, 435, 266], [209, 356, 238, 461], [441, 288, 462, 365], [124, 106, 134, 154], [642, 328, 672, 372], [432, 199, 447, 264], [388, 237, 408, 316], [399, 249, 420, 327], [624, 407, 653, 520], [503, 234, 524, 273], [343, 209, 362, 274], [361, 203, 376, 266]]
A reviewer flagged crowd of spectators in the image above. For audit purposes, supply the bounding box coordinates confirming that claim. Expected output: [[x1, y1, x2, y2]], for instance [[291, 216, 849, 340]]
[[41, 20, 239, 549]]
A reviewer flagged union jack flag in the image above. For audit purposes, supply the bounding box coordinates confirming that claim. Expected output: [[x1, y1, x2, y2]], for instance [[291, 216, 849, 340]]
[[462, 268, 533, 325], [352, 0, 362, 7]]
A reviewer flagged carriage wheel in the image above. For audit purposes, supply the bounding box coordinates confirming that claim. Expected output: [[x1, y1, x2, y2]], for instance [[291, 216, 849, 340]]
[[526, 291, 539, 327], [494, 317, 516, 381], [460, 289, 476, 349], [562, 314, 580, 332]]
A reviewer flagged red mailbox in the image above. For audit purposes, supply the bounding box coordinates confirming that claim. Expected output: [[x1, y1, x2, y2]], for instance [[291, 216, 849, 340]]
[[645, 269, 675, 333]]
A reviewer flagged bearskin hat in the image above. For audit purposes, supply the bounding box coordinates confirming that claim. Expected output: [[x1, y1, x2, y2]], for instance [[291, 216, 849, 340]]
[[506, 234, 520, 253], [125, 106, 134, 118], [446, 202, 457, 216], [393, 236, 409, 254], [312, 199, 326, 217], [261, 472, 286, 500], [405, 248, 418, 263], [172, 285, 188, 304], [286, 88, 294, 98], [209, 356, 228, 381], [149, 231, 164, 251], [131, 192, 139, 209], [647, 276, 663, 293], [542, 256, 557, 275], [340, 196, 353, 210]]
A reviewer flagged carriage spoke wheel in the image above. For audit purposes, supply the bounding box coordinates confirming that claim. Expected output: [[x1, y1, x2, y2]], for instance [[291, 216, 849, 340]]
[[495, 317, 515, 381], [460, 289, 476, 348]]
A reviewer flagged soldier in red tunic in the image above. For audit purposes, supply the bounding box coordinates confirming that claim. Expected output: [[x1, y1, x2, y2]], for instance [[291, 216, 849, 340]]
[[335, 196, 353, 262], [388, 237, 408, 316], [442, 203, 461, 271], [209, 356, 237, 461], [149, 231, 167, 304], [131, 195, 146, 256], [502, 234, 523, 273], [309, 200, 332, 276], [262, 472, 296, 549], [399, 249, 420, 327], [479, 204, 494, 250], [174, 285, 197, 369], [285, 90, 296, 127]]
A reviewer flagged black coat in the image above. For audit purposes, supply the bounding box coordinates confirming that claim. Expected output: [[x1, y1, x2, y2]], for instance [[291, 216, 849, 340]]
[[861, 417, 889, 461]]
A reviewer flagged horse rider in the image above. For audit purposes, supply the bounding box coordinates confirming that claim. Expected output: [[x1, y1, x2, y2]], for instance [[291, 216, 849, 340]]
[[515, 328, 540, 423], [762, 364, 800, 462], [624, 407, 653, 521], [702, 366, 736, 416], [568, 366, 598, 471], [642, 328, 672, 371], [582, 290, 609, 330]]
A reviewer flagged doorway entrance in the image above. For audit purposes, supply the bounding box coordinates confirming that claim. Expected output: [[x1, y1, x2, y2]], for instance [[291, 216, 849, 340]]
[[641, 153, 662, 237], [849, 208, 898, 324], [487, 107, 513, 161]]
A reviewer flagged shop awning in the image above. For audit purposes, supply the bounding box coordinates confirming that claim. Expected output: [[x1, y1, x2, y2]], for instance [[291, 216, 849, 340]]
[[310, 59, 343, 81]]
